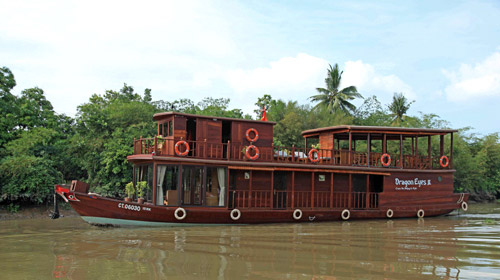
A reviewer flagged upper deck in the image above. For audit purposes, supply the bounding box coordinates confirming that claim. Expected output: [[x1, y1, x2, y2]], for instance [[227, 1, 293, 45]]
[[132, 112, 456, 170]]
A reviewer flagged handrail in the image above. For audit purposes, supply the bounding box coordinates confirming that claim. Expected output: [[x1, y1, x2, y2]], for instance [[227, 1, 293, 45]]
[[228, 190, 379, 210], [132, 138, 450, 170]]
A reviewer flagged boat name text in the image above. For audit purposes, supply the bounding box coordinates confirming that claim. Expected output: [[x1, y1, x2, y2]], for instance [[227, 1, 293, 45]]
[[394, 178, 431, 190]]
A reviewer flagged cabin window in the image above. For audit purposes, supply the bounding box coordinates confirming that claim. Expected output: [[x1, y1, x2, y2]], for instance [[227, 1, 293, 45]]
[[156, 165, 179, 206], [182, 166, 204, 205], [206, 167, 226, 207], [134, 164, 153, 202], [160, 120, 173, 137], [180, 165, 226, 207]]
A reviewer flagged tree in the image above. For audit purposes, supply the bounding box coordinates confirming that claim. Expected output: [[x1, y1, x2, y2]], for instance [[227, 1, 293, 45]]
[[353, 95, 392, 126], [310, 64, 362, 115], [388, 92, 414, 126], [0, 67, 18, 148]]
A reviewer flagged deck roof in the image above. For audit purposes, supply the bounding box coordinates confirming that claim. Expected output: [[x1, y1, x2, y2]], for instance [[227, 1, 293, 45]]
[[153, 111, 276, 125], [302, 125, 457, 138]]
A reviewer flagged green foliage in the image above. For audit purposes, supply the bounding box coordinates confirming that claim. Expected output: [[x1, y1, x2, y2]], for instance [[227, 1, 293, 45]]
[[388, 92, 414, 126], [125, 182, 135, 198], [0, 67, 18, 148], [310, 63, 363, 115], [6, 203, 20, 213], [0, 155, 62, 203], [75, 84, 157, 196], [136, 181, 147, 198]]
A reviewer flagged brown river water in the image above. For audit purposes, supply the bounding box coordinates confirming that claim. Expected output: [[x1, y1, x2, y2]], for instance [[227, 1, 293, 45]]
[[0, 203, 499, 280]]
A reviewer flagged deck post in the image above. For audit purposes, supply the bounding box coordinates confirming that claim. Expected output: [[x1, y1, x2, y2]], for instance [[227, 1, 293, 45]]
[[311, 172, 315, 208], [227, 140, 231, 161], [332, 134, 336, 164], [226, 169, 230, 209], [415, 136, 418, 156], [270, 171, 274, 208], [271, 143, 274, 162], [365, 174, 370, 209], [428, 136, 431, 168], [178, 166, 183, 205], [152, 162, 157, 205], [450, 133, 454, 169], [330, 173, 334, 208], [367, 133, 370, 167], [204, 139, 207, 159], [348, 131, 352, 165], [348, 173, 352, 209], [440, 135, 444, 156], [383, 134, 387, 154], [400, 134, 403, 168], [411, 137, 415, 155], [154, 136, 157, 155], [291, 171, 295, 208], [249, 170, 253, 208], [292, 145, 295, 163]]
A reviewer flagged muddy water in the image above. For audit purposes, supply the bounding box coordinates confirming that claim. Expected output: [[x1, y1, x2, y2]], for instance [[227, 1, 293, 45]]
[[0, 204, 499, 279]]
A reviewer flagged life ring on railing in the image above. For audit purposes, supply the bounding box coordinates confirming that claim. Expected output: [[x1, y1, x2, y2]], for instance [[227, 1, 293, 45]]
[[440, 155, 449, 168], [174, 141, 190, 156], [174, 207, 187, 220], [245, 145, 260, 160], [308, 149, 319, 163], [245, 128, 259, 143], [230, 209, 241, 221], [417, 209, 425, 218], [461, 201, 468, 211], [381, 153, 391, 167], [293, 209, 302, 220], [386, 209, 394, 218], [341, 209, 350, 220]]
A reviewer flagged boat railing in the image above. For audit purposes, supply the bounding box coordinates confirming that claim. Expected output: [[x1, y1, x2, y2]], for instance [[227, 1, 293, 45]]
[[133, 138, 450, 170], [229, 190, 379, 210]]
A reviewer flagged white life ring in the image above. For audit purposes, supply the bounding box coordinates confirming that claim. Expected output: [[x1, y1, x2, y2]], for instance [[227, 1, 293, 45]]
[[174, 207, 187, 220], [386, 209, 394, 218], [293, 209, 302, 220], [341, 209, 350, 220], [230, 209, 241, 221], [417, 209, 425, 218], [461, 201, 468, 211]]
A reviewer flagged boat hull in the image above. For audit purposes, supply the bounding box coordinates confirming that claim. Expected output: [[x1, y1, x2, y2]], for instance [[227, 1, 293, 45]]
[[59, 189, 469, 227]]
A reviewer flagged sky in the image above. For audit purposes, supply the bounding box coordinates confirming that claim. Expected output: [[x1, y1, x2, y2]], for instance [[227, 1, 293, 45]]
[[1, 0, 500, 134]]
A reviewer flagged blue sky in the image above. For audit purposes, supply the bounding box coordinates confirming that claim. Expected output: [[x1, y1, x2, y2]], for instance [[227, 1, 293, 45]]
[[1, 0, 500, 134]]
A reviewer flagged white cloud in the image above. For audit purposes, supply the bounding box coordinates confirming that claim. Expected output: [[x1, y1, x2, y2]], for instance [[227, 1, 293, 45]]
[[0, 0, 239, 116], [225, 53, 328, 95], [442, 52, 500, 102], [341, 60, 415, 102]]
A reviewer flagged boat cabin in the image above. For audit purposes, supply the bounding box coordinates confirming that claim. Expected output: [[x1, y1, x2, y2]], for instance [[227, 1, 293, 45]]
[[128, 112, 457, 213]]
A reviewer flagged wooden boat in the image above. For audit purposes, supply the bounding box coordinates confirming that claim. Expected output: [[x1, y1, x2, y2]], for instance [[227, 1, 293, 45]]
[[54, 112, 469, 226]]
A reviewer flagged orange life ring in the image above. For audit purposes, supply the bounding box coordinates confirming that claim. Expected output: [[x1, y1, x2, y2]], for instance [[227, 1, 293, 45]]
[[308, 149, 319, 163], [245, 145, 260, 160], [175, 140, 190, 156], [245, 128, 259, 143], [381, 153, 391, 167], [440, 155, 449, 168]]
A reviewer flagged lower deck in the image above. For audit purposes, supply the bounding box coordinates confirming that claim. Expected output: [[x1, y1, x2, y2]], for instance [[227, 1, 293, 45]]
[[132, 160, 457, 213]]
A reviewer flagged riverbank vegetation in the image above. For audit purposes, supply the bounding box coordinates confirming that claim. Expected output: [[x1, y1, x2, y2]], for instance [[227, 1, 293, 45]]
[[1, 66, 499, 209]]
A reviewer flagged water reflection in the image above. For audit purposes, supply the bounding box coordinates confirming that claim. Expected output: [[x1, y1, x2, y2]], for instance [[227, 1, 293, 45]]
[[0, 204, 500, 279]]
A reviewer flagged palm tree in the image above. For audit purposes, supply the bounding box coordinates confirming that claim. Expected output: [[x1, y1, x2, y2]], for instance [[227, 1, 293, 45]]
[[388, 92, 414, 126], [310, 64, 362, 114]]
